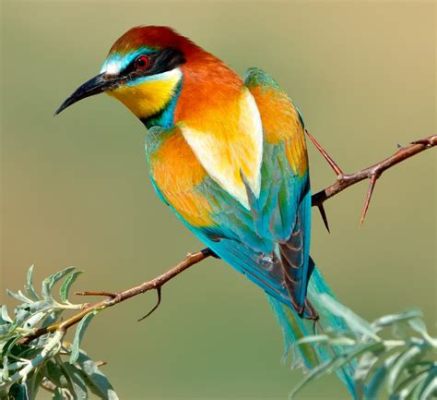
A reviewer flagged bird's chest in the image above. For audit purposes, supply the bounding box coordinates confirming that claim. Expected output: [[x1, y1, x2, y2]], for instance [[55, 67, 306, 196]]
[[148, 129, 213, 227]]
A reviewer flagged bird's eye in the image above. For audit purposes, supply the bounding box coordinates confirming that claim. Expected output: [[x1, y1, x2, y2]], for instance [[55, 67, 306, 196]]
[[134, 55, 150, 70]]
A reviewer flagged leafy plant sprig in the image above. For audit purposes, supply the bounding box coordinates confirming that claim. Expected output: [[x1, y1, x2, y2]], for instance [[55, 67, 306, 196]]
[[292, 295, 437, 400], [0, 266, 118, 399]]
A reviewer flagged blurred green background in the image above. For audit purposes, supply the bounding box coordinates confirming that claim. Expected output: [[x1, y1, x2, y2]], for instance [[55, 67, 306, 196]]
[[1, 1, 435, 399]]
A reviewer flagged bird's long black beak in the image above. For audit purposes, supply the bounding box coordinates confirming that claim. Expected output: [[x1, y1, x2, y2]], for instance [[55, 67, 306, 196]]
[[55, 73, 118, 115]]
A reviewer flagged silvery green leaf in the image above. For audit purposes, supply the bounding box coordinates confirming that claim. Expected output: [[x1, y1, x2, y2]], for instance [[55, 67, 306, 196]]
[[366, 363, 389, 399], [25, 265, 39, 301], [44, 359, 68, 388], [289, 358, 338, 399], [390, 368, 430, 399], [62, 363, 88, 399], [0, 324, 11, 336], [9, 383, 30, 400], [417, 366, 437, 400], [407, 318, 437, 346], [16, 300, 51, 315], [319, 294, 380, 341], [26, 368, 44, 399], [331, 342, 386, 373], [59, 270, 81, 303], [23, 311, 45, 330], [1, 305, 13, 324], [6, 289, 32, 304], [69, 311, 97, 364], [355, 351, 384, 398], [53, 388, 65, 400], [366, 353, 408, 400], [77, 350, 119, 399], [388, 345, 425, 392], [296, 335, 330, 345], [372, 310, 422, 331], [41, 310, 63, 329], [41, 267, 76, 300], [2, 336, 21, 360]]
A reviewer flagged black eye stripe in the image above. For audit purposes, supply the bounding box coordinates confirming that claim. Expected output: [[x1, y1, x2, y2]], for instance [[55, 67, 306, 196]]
[[122, 48, 185, 78]]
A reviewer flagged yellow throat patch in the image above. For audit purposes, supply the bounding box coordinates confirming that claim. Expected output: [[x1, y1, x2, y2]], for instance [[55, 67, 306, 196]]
[[107, 69, 182, 119]]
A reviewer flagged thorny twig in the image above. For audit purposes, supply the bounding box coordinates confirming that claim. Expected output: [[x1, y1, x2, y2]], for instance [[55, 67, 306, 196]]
[[308, 132, 436, 224], [17, 134, 436, 346]]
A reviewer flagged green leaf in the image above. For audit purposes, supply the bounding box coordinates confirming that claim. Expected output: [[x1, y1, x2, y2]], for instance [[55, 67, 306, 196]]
[[59, 270, 82, 303], [360, 344, 413, 399], [388, 344, 425, 392], [366, 351, 411, 400], [417, 365, 437, 400], [41, 310, 63, 329], [6, 289, 32, 304], [1, 305, 12, 324], [41, 267, 76, 300], [69, 311, 97, 364], [371, 310, 422, 331], [290, 358, 338, 399], [44, 359, 69, 387], [52, 388, 65, 400], [296, 334, 356, 347], [366, 364, 389, 399], [296, 334, 330, 345], [319, 294, 380, 341], [62, 363, 88, 399], [26, 367, 45, 399], [408, 318, 437, 347], [77, 350, 119, 399], [390, 368, 430, 399], [9, 383, 30, 400], [355, 351, 384, 398], [24, 265, 39, 301], [331, 342, 386, 373]]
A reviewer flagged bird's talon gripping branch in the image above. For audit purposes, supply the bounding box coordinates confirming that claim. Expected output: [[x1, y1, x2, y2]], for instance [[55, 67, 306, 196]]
[[201, 247, 220, 258]]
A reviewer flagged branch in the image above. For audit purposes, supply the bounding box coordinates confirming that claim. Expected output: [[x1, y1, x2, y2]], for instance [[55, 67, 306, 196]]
[[18, 249, 212, 345], [18, 133, 436, 345], [309, 133, 436, 223]]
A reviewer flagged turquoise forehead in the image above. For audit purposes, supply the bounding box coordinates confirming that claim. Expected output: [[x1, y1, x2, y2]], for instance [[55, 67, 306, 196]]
[[100, 47, 156, 75]]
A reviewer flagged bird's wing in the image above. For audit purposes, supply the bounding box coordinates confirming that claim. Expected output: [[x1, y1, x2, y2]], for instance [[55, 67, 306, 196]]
[[244, 67, 314, 315], [145, 68, 314, 316]]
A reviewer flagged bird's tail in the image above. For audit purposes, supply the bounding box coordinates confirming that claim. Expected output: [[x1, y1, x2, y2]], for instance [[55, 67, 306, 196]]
[[268, 261, 356, 397]]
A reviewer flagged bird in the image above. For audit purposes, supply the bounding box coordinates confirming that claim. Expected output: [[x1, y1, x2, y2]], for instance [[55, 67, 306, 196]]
[[56, 26, 355, 395]]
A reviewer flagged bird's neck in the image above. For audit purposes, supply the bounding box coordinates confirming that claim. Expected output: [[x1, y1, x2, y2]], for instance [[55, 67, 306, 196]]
[[138, 52, 244, 130], [140, 80, 182, 129], [174, 53, 244, 126]]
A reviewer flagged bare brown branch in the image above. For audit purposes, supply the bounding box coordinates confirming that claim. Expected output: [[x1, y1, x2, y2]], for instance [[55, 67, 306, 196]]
[[18, 248, 212, 345], [18, 134, 436, 345], [311, 134, 436, 222]]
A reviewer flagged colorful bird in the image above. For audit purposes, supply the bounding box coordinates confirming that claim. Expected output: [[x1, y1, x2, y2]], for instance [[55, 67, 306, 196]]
[[56, 26, 355, 395]]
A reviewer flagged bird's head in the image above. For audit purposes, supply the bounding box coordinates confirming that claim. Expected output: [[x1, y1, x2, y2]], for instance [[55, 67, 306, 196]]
[[55, 26, 201, 121]]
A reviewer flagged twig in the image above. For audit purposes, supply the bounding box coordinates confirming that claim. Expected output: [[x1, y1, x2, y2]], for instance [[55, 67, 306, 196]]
[[17, 134, 436, 345], [310, 134, 436, 223], [18, 248, 213, 345]]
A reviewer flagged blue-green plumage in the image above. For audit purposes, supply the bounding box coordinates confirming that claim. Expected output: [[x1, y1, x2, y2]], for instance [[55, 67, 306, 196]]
[[144, 67, 357, 398], [57, 25, 357, 398]]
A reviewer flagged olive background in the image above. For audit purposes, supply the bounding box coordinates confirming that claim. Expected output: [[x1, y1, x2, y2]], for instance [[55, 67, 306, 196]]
[[1, 1, 435, 399]]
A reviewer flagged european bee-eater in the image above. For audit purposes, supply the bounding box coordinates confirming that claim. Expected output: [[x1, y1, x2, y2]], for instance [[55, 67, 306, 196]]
[[56, 26, 355, 395]]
